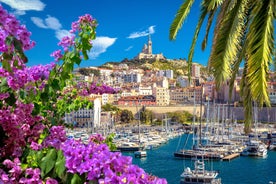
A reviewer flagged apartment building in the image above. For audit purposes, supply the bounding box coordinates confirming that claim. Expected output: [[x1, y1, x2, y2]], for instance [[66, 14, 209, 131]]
[[177, 76, 190, 87], [268, 82, 276, 104], [170, 86, 203, 104], [138, 85, 153, 95], [153, 87, 170, 106], [117, 95, 156, 106], [123, 73, 142, 83], [64, 98, 101, 128], [157, 70, 174, 79], [192, 63, 201, 78]]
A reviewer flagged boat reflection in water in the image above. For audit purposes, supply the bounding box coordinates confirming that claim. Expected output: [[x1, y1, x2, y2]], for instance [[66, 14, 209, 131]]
[[134, 150, 147, 158], [180, 159, 221, 184]]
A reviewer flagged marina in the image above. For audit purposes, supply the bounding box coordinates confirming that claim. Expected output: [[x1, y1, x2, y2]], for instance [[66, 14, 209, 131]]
[[123, 133, 276, 184], [66, 123, 276, 183]]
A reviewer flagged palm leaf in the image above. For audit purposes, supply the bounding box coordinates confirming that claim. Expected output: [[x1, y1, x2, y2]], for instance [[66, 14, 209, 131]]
[[229, 1, 252, 100], [169, 0, 195, 40], [186, 6, 209, 82], [207, 0, 231, 73], [246, 0, 274, 106], [201, 10, 215, 51], [240, 61, 253, 133], [206, 0, 224, 11], [209, 0, 249, 89], [186, 0, 224, 81]]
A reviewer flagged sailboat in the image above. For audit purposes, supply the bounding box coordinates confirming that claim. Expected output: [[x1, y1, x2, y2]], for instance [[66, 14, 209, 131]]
[[180, 159, 221, 184], [240, 139, 268, 157], [134, 105, 147, 158], [179, 88, 221, 184], [174, 92, 223, 160], [241, 102, 268, 157]]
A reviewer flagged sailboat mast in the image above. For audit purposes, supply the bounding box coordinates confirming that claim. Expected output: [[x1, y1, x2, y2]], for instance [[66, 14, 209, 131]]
[[199, 84, 203, 146], [192, 88, 196, 147]]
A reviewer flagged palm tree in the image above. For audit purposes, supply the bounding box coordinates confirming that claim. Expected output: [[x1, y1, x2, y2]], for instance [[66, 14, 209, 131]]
[[170, 0, 275, 134]]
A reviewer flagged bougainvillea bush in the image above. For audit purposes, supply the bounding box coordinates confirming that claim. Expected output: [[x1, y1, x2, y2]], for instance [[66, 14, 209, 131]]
[[0, 5, 167, 184]]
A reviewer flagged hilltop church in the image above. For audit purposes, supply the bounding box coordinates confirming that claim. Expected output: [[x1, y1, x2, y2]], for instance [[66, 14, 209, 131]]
[[135, 35, 165, 60]]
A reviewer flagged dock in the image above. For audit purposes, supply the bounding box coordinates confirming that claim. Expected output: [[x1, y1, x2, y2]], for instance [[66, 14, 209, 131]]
[[222, 153, 240, 161]]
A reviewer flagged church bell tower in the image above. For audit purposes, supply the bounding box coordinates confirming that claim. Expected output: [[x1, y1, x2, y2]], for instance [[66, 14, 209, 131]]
[[148, 34, 152, 54]]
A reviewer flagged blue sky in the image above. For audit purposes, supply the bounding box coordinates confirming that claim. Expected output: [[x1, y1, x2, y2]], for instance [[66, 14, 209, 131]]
[[0, 0, 212, 67]]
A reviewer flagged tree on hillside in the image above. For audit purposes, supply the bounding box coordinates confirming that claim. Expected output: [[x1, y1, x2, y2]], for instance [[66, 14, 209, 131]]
[[102, 103, 120, 112], [120, 109, 134, 123], [79, 68, 100, 76], [170, 0, 275, 134]]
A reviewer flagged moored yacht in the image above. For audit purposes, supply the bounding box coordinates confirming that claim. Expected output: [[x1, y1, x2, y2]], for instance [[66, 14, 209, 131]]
[[180, 160, 221, 184], [241, 139, 268, 157], [116, 142, 140, 152]]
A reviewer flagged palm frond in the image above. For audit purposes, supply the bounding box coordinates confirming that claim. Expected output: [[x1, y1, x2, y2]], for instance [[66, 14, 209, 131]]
[[201, 10, 215, 51], [186, 6, 209, 82], [209, 0, 249, 89], [246, 0, 275, 106], [229, 1, 252, 100], [240, 61, 253, 134], [169, 0, 195, 40], [206, 0, 224, 11], [207, 0, 231, 72]]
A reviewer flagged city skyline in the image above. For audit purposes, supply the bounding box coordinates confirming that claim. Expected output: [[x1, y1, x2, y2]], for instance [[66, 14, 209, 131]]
[[0, 0, 213, 68]]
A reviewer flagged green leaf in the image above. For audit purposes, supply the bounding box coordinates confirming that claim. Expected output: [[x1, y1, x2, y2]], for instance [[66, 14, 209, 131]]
[[2, 60, 12, 72], [5, 36, 13, 46], [169, 0, 195, 40], [82, 49, 89, 60], [19, 90, 26, 99], [0, 78, 9, 92], [13, 38, 23, 52], [5, 92, 16, 106], [40, 148, 57, 178], [70, 174, 83, 184], [55, 150, 66, 179], [52, 79, 60, 91], [38, 130, 47, 144], [36, 150, 45, 162], [40, 92, 49, 102], [32, 102, 41, 115], [74, 56, 82, 65]]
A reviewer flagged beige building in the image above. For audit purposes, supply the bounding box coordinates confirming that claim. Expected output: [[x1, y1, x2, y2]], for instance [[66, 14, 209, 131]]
[[170, 87, 203, 104], [192, 63, 201, 78], [267, 82, 276, 104], [153, 87, 170, 106]]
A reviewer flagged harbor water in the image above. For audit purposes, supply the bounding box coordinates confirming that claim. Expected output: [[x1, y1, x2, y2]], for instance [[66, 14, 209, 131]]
[[123, 134, 276, 184]]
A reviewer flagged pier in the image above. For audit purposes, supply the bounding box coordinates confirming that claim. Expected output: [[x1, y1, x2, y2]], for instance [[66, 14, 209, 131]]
[[222, 153, 240, 161]]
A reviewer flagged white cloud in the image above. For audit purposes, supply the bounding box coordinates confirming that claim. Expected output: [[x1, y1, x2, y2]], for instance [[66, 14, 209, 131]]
[[13, 9, 26, 15], [55, 30, 72, 40], [125, 46, 133, 51], [127, 25, 155, 39], [31, 16, 67, 40], [0, 0, 45, 11], [31, 17, 48, 28], [44, 16, 62, 30], [148, 26, 155, 34], [31, 16, 62, 30], [30, 16, 116, 58], [89, 36, 117, 59]]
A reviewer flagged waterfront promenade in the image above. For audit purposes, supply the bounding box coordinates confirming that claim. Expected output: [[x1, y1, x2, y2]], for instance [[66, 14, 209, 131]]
[[118, 105, 276, 123]]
